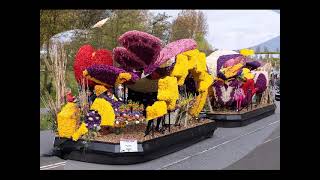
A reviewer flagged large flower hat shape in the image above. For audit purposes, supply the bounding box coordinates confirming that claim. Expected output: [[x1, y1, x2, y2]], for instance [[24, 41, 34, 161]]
[[73, 45, 113, 87], [113, 30, 197, 81], [113, 30, 163, 76]]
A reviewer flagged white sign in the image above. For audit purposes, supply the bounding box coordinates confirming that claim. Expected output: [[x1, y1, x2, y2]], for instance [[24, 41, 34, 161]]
[[120, 139, 138, 153]]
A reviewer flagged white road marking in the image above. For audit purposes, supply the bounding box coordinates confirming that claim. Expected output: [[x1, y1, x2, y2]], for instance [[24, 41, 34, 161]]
[[263, 136, 280, 144], [40, 164, 65, 170], [156, 120, 280, 170], [40, 161, 66, 170]]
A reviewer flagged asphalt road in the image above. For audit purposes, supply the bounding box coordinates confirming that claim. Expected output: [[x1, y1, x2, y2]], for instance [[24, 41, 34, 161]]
[[40, 101, 280, 170]]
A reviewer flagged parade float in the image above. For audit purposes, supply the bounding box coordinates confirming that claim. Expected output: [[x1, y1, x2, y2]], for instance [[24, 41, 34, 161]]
[[53, 30, 217, 164], [204, 49, 276, 127]]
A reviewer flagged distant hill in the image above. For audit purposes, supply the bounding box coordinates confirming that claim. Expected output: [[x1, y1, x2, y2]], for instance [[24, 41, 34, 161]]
[[250, 36, 280, 52]]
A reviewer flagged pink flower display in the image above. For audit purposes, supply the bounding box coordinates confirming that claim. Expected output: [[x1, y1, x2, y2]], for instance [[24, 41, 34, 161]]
[[223, 56, 247, 68], [145, 39, 197, 74]]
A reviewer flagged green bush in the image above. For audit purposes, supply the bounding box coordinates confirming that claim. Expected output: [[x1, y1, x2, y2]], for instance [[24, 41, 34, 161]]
[[40, 114, 56, 131], [40, 114, 50, 130]]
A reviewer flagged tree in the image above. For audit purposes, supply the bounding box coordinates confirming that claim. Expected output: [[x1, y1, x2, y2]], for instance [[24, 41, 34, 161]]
[[40, 10, 73, 94], [170, 10, 208, 41], [149, 12, 172, 44], [85, 10, 150, 50], [195, 33, 213, 55], [40, 10, 78, 47], [170, 10, 212, 53], [40, 10, 108, 94], [73, 10, 110, 29], [40, 10, 108, 47]]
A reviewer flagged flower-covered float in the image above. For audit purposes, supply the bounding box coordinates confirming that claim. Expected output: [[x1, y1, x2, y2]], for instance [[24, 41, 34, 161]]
[[53, 31, 217, 164], [204, 49, 276, 127]]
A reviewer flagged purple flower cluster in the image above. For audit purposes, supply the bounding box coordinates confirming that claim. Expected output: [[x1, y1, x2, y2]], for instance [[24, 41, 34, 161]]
[[213, 80, 224, 106], [241, 90, 253, 107], [225, 79, 241, 106], [85, 110, 101, 130], [145, 39, 197, 74], [113, 47, 147, 71], [185, 75, 197, 94], [217, 54, 242, 73], [213, 79, 241, 106], [245, 60, 261, 70], [127, 71, 141, 83], [86, 64, 126, 85], [217, 71, 228, 80], [255, 73, 267, 94], [236, 68, 243, 77], [118, 30, 163, 69], [229, 78, 241, 87]]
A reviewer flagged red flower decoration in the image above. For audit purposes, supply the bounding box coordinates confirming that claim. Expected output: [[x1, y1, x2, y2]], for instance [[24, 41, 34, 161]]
[[242, 79, 257, 96], [66, 92, 75, 102], [73, 45, 113, 87]]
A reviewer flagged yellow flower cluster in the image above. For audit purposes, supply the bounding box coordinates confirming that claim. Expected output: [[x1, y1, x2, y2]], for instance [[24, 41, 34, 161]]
[[184, 50, 212, 117], [115, 72, 132, 86], [190, 69, 213, 93], [189, 90, 208, 117], [157, 76, 179, 111], [182, 49, 200, 70], [94, 85, 108, 96], [197, 73, 214, 93], [240, 49, 255, 56], [220, 63, 244, 79], [57, 102, 80, 138], [241, 68, 254, 80], [170, 54, 189, 85], [146, 48, 213, 119], [146, 101, 168, 121], [177, 49, 212, 117], [72, 122, 88, 141], [90, 98, 115, 126], [194, 52, 207, 73], [182, 49, 200, 57]]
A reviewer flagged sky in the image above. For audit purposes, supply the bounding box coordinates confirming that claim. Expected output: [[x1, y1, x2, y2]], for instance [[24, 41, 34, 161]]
[[48, 10, 280, 51], [149, 10, 280, 50]]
